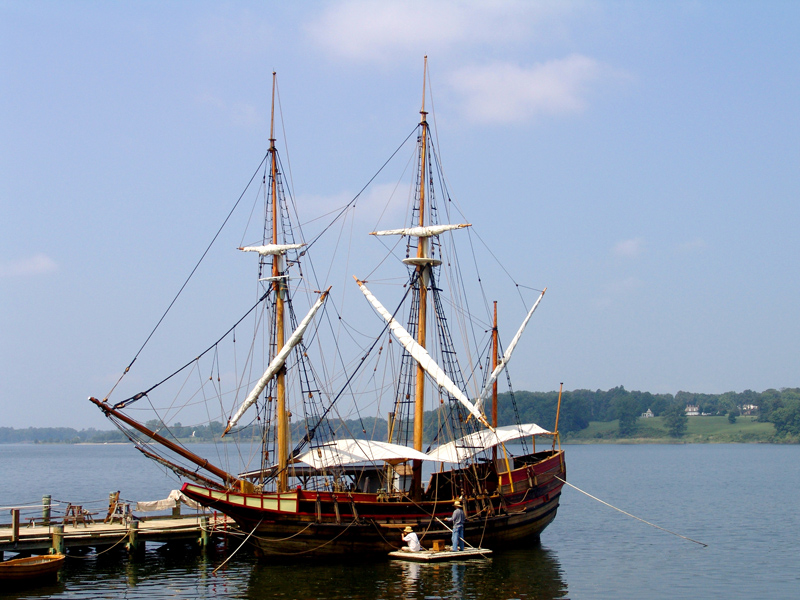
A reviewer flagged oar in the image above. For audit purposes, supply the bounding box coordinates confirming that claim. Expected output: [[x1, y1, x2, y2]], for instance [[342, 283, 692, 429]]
[[433, 516, 489, 557]]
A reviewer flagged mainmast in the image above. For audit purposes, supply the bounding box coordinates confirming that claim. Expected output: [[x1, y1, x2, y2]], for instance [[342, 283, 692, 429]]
[[270, 72, 289, 493], [411, 57, 430, 498]]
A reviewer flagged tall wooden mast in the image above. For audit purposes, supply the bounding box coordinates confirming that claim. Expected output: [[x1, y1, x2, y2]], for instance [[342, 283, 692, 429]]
[[270, 72, 289, 493], [411, 57, 429, 498], [492, 301, 499, 463]]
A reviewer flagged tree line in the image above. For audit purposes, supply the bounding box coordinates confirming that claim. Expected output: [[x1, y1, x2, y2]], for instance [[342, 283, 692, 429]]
[[3, 386, 800, 444], [496, 386, 800, 440]]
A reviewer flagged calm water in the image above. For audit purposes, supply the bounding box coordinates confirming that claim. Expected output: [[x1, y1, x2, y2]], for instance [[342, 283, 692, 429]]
[[1, 443, 799, 599]]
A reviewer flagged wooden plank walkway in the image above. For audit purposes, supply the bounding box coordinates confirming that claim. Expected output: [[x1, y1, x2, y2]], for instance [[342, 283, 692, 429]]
[[0, 514, 237, 555]]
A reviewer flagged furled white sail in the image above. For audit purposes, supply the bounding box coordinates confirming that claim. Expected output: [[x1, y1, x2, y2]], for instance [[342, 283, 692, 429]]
[[296, 439, 454, 469], [239, 243, 305, 256], [370, 224, 470, 237], [426, 423, 551, 463], [474, 289, 546, 413], [136, 489, 202, 512], [223, 290, 329, 435], [355, 279, 491, 428]]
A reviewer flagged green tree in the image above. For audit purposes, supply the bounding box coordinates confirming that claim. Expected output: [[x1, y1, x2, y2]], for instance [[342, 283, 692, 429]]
[[616, 397, 640, 437], [770, 398, 800, 437], [663, 404, 688, 437], [728, 409, 739, 424]]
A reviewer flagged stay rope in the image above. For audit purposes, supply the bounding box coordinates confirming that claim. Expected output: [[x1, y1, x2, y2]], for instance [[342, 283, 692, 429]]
[[555, 476, 707, 547], [105, 153, 270, 401]]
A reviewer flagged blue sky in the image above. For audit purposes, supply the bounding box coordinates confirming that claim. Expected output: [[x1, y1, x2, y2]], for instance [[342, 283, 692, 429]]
[[2, 1, 799, 429]]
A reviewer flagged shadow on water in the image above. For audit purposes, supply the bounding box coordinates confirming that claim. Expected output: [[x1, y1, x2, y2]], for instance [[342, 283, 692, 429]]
[[0, 577, 66, 599], [0, 540, 566, 599], [243, 540, 568, 600]]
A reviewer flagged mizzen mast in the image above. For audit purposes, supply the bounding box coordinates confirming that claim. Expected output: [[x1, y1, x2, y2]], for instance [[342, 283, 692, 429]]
[[492, 301, 499, 464]]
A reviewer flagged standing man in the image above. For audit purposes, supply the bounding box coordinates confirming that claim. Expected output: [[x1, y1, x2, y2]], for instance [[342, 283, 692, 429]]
[[445, 500, 465, 551]]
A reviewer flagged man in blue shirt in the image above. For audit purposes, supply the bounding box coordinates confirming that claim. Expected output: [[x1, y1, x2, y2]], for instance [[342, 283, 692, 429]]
[[446, 500, 465, 551]]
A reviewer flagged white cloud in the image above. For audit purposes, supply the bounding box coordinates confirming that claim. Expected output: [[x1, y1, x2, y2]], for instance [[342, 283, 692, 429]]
[[305, 0, 572, 62], [305, 1, 617, 125], [0, 254, 58, 278], [612, 238, 644, 258], [447, 56, 606, 124]]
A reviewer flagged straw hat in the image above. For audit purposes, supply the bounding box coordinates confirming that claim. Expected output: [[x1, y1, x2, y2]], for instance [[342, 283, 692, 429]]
[[453, 501, 462, 507], [403, 526, 413, 532]]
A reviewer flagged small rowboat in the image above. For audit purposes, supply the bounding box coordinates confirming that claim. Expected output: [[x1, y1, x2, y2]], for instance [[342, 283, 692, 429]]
[[0, 553, 65, 581]]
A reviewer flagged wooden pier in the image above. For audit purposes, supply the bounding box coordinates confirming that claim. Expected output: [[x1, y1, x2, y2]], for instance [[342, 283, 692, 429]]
[[0, 513, 237, 558]]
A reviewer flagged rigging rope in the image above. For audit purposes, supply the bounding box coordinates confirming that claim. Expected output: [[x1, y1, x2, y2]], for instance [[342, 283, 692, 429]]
[[300, 125, 419, 257], [113, 291, 269, 409], [212, 518, 263, 575], [555, 476, 708, 547], [105, 152, 270, 401]]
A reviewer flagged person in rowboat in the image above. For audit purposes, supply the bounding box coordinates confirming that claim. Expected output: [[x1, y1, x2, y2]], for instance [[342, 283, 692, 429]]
[[401, 526, 421, 552], [446, 500, 465, 551]]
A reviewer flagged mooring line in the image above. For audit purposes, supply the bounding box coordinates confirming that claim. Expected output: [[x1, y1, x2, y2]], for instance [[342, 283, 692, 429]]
[[212, 518, 262, 575], [555, 476, 707, 547]]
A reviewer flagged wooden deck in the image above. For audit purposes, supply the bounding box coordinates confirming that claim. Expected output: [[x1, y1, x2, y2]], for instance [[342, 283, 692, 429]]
[[0, 514, 237, 555]]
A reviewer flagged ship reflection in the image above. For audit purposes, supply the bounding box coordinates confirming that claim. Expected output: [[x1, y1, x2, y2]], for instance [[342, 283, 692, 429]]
[[244, 540, 568, 599], [391, 543, 567, 600]]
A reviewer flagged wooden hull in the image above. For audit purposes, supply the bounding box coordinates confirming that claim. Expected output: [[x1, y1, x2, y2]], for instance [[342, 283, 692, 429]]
[[181, 449, 565, 557], [0, 554, 65, 581]]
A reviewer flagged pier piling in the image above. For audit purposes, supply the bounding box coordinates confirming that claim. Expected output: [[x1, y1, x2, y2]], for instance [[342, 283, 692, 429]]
[[199, 516, 210, 548], [42, 494, 51, 526], [52, 524, 65, 554], [127, 521, 142, 555], [11, 509, 20, 543]]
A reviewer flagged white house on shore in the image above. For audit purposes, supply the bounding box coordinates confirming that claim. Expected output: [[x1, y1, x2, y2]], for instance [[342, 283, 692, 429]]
[[685, 405, 700, 416], [640, 408, 654, 418]]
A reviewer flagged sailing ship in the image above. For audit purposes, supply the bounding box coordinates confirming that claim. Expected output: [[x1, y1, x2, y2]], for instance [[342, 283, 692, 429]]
[[91, 62, 566, 557]]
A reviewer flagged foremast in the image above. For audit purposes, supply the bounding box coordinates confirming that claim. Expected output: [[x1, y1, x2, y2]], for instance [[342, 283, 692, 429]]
[[268, 72, 290, 494]]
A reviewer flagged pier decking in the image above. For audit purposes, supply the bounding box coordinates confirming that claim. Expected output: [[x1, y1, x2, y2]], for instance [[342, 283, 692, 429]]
[[0, 513, 236, 557]]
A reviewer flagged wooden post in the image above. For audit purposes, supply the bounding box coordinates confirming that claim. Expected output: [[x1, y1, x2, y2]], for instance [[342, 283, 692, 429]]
[[11, 509, 20, 543], [172, 502, 181, 518], [127, 520, 142, 555], [199, 516, 210, 549], [552, 383, 564, 450], [42, 494, 51, 526], [52, 524, 65, 554]]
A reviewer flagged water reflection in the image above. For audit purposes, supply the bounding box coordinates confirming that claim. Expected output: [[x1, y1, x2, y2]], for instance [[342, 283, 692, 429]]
[[244, 541, 568, 599], [0, 540, 566, 599]]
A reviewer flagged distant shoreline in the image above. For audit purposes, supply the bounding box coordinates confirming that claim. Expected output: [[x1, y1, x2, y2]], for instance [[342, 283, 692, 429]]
[[1, 413, 793, 445]]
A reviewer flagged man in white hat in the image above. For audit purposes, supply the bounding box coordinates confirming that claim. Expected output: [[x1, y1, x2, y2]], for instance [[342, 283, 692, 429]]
[[445, 500, 465, 551], [401, 525, 421, 552]]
